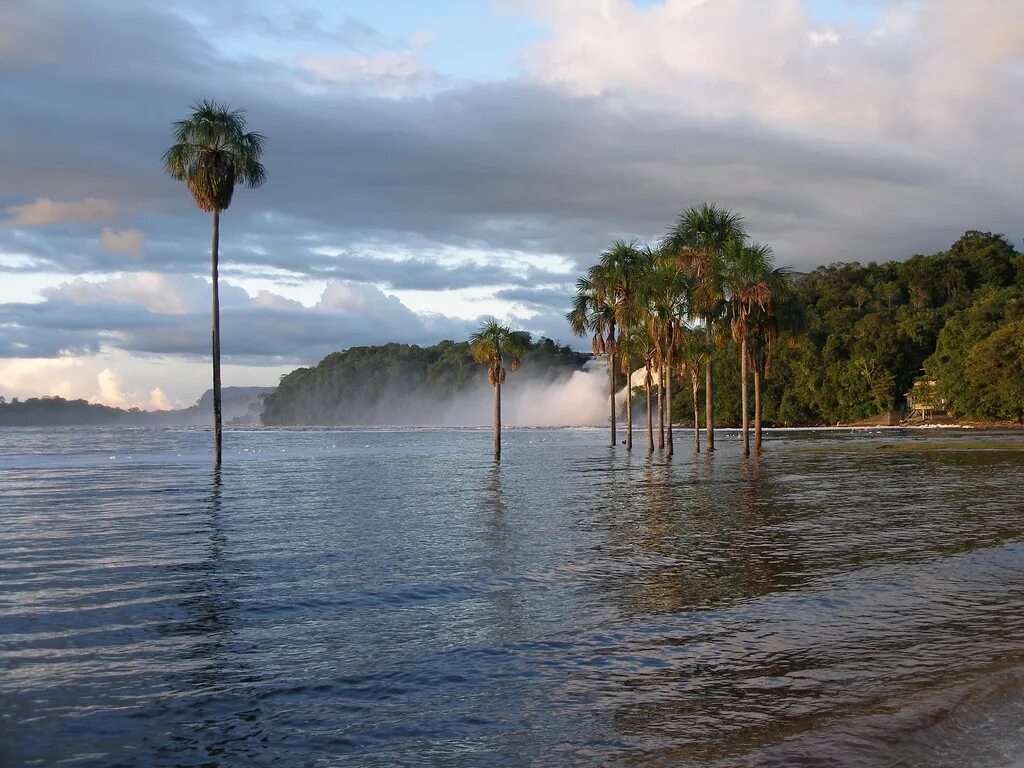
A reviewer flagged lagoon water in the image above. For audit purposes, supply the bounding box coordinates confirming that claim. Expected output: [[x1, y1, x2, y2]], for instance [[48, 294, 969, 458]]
[[2, 427, 1023, 767]]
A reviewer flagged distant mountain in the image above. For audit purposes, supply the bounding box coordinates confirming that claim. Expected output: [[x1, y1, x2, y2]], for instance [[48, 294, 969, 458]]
[[0, 386, 274, 427]]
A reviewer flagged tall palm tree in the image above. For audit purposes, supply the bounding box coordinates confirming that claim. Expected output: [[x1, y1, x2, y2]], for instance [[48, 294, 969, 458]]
[[664, 204, 746, 453], [470, 319, 529, 460], [567, 275, 617, 446], [163, 100, 266, 466], [620, 330, 657, 453], [569, 241, 644, 447], [620, 351, 634, 451], [746, 275, 803, 450], [723, 240, 774, 456], [643, 245, 689, 458], [599, 240, 645, 446], [677, 325, 711, 454]]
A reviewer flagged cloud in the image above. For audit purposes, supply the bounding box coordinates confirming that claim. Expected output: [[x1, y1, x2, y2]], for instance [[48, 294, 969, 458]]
[[298, 49, 435, 95], [0, 273, 498, 364], [147, 387, 172, 410], [40, 273, 247, 315], [5, 197, 119, 228], [100, 227, 145, 259], [1, 0, 1020, 285], [95, 367, 128, 407], [0, 351, 285, 406]]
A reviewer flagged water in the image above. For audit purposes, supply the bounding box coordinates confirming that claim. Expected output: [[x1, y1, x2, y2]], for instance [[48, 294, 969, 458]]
[[2, 427, 1023, 767]]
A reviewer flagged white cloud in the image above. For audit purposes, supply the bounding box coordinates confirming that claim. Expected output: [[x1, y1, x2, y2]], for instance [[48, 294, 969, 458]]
[[299, 50, 432, 95], [0, 357, 82, 399], [5, 197, 119, 227], [147, 387, 172, 410], [100, 227, 145, 259], [95, 367, 128, 407], [808, 28, 840, 47], [40, 273, 248, 315], [297, 29, 437, 95], [517, 0, 1024, 153], [0, 349, 284, 407]]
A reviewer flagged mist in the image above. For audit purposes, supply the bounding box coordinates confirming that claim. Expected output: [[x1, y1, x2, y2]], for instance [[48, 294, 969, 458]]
[[353, 361, 612, 428]]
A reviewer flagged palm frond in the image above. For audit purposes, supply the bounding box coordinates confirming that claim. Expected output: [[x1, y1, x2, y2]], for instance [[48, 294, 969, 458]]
[[163, 99, 267, 212]]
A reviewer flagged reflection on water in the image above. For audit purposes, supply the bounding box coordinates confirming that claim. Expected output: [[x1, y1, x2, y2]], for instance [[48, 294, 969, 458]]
[[1, 427, 1023, 767]]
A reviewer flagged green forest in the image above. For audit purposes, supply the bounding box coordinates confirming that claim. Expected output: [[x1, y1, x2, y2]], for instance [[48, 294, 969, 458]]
[[733, 230, 1024, 426], [261, 337, 589, 426]]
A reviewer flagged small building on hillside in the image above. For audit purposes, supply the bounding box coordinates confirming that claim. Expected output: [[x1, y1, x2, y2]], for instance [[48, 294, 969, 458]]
[[905, 378, 948, 420]]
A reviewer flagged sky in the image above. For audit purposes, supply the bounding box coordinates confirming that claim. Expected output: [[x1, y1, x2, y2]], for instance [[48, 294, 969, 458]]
[[2, 0, 1022, 408]]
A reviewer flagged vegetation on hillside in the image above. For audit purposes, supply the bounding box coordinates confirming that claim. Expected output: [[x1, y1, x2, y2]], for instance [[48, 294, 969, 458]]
[[749, 230, 1024, 425], [261, 337, 588, 426], [0, 388, 270, 427], [571, 216, 1023, 443]]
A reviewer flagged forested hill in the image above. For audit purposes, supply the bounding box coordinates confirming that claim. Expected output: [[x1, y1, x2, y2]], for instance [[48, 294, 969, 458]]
[[0, 387, 272, 427], [261, 337, 590, 426], [739, 230, 1024, 425]]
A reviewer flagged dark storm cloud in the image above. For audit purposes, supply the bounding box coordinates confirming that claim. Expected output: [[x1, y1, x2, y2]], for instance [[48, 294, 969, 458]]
[[3, 0, 1010, 290]]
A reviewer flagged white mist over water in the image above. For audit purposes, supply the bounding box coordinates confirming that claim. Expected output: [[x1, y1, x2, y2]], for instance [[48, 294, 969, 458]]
[[503, 367, 609, 427], [427, 366, 611, 427]]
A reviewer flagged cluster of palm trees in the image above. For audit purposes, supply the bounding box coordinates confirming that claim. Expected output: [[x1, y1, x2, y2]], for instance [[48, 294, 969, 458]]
[[568, 203, 799, 457]]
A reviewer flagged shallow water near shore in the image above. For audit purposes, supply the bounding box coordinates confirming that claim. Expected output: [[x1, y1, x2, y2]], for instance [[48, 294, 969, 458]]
[[2, 426, 1023, 767]]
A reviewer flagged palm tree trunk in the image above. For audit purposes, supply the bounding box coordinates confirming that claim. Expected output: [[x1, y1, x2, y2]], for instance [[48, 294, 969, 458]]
[[645, 376, 654, 453], [657, 365, 665, 449], [494, 374, 501, 460], [705, 359, 714, 452], [692, 369, 700, 453], [211, 210, 222, 467], [625, 358, 633, 452], [741, 337, 750, 456], [666, 364, 674, 457], [754, 367, 763, 452], [609, 350, 617, 447]]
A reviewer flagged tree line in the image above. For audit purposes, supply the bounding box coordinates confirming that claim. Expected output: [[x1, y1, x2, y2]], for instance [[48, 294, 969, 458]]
[[766, 229, 1024, 425], [568, 221, 1023, 446]]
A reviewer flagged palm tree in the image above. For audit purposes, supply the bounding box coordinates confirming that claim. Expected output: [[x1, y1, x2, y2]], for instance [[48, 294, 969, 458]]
[[664, 204, 746, 453], [163, 100, 266, 466], [599, 240, 645, 446], [642, 245, 689, 458], [470, 319, 529, 460], [746, 275, 803, 450], [677, 325, 711, 453], [569, 241, 644, 447], [620, 330, 657, 453], [567, 275, 617, 446], [723, 240, 775, 456], [620, 351, 634, 451]]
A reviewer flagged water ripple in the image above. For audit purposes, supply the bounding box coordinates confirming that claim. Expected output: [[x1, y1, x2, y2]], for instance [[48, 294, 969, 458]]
[[1, 427, 1023, 766]]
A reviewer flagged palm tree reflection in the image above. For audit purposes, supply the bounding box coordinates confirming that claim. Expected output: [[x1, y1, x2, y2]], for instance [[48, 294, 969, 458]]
[[153, 468, 257, 764]]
